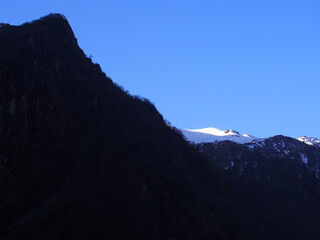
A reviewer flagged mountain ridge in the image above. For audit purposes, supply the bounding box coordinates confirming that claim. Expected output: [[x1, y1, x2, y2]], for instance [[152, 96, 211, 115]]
[[182, 127, 320, 146]]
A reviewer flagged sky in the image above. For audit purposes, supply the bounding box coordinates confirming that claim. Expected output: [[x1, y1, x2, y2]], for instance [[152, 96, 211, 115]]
[[1, 1, 320, 138]]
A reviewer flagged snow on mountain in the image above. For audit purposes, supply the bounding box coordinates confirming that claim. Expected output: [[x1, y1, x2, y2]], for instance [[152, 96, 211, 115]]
[[182, 127, 320, 149], [181, 127, 257, 144], [297, 136, 320, 146]]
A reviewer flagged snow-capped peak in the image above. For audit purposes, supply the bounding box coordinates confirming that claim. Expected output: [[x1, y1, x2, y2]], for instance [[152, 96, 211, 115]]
[[181, 127, 320, 148], [181, 127, 257, 144], [185, 127, 240, 136], [297, 136, 320, 146]]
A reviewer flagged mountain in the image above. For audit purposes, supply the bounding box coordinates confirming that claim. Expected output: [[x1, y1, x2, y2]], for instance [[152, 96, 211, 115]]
[[183, 127, 320, 147], [198, 134, 320, 176], [297, 136, 320, 146], [1, 14, 320, 240], [182, 127, 320, 177], [0, 14, 275, 240], [182, 127, 257, 144], [192, 133, 320, 239]]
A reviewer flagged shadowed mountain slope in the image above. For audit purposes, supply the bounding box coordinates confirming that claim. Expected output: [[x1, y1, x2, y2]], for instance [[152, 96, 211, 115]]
[[198, 138, 320, 240], [0, 14, 272, 240]]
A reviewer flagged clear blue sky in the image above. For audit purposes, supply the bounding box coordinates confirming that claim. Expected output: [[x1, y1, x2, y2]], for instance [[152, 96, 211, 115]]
[[1, 1, 320, 138]]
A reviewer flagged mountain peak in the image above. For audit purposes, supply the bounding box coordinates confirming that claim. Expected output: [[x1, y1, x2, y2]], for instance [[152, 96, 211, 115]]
[[297, 136, 320, 146], [181, 127, 256, 144], [182, 127, 320, 148], [0, 13, 86, 76], [0, 13, 69, 31], [23, 13, 68, 27]]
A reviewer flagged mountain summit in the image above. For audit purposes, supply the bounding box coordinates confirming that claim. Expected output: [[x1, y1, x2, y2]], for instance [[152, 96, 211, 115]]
[[182, 127, 320, 147], [181, 127, 257, 144], [297, 136, 320, 146]]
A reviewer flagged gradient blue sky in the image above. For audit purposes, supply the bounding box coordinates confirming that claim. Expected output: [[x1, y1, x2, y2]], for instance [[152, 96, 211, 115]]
[[1, 1, 320, 138]]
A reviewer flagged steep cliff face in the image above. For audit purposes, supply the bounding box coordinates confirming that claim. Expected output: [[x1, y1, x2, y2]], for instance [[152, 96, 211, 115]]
[[0, 14, 271, 240]]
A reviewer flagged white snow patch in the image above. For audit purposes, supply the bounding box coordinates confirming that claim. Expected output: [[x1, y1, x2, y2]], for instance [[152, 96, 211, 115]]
[[247, 144, 255, 150], [300, 153, 308, 164], [297, 136, 320, 146], [274, 144, 280, 152], [181, 127, 257, 144]]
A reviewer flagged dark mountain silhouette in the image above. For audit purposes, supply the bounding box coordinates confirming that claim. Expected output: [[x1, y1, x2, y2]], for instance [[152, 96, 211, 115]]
[[198, 136, 320, 240], [0, 14, 273, 240], [2, 13, 320, 240]]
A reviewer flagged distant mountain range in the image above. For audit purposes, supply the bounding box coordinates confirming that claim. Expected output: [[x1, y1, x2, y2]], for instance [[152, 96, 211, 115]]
[[182, 127, 320, 146], [181, 127, 320, 239], [182, 127, 320, 177]]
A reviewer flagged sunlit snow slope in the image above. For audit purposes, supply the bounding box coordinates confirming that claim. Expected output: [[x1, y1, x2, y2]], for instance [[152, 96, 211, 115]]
[[181, 127, 257, 144], [297, 136, 320, 146], [182, 127, 320, 147]]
